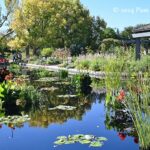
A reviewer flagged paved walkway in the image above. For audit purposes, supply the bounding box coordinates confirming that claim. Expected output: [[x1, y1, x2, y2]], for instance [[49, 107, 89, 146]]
[[26, 64, 106, 79]]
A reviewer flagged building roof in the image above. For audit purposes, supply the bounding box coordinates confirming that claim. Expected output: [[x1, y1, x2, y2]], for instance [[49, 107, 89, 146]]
[[133, 24, 150, 33]]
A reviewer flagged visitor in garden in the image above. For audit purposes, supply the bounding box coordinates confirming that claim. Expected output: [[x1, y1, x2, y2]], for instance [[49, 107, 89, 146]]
[[13, 52, 17, 63], [17, 52, 22, 62]]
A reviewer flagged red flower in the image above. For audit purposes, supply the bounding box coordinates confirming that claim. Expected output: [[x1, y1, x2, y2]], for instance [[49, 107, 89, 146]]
[[118, 133, 126, 141], [120, 90, 125, 97], [0, 124, 2, 128], [134, 137, 139, 144]]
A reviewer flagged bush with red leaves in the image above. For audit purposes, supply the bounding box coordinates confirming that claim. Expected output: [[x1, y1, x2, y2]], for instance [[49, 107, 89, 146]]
[[0, 68, 13, 82], [0, 58, 8, 64]]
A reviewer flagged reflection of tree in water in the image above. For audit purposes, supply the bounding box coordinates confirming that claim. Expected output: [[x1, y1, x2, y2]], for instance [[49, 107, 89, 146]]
[[105, 107, 139, 143], [28, 96, 95, 128], [28, 80, 95, 128]]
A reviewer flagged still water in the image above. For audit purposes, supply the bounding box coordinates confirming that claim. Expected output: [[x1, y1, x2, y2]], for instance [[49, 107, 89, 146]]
[[0, 91, 139, 150]]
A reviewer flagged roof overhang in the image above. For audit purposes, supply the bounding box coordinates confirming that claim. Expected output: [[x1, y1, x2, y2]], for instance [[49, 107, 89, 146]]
[[132, 31, 150, 38]]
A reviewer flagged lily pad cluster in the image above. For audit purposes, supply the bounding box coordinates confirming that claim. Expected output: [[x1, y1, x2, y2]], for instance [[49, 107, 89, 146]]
[[35, 77, 58, 82], [48, 105, 76, 111], [0, 115, 31, 125], [40, 87, 59, 92], [54, 134, 107, 148]]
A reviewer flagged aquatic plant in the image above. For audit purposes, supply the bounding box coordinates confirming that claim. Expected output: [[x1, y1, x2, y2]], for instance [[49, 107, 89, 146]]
[[104, 54, 150, 149], [0, 115, 30, 125], [71, 74, 92, 95], [58, 70, 68, 79], [54, 134, 107, 148], [48, 105, 76, 111]]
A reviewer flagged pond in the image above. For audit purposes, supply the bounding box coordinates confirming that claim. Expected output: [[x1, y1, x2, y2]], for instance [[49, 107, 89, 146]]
[[0, 74, 139, 150]]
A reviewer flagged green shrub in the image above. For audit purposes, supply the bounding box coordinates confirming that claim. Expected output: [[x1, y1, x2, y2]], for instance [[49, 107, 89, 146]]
[[75, 60, 90, 70], [19, 85, 42, 106], [89, 59, 107, 71], [59, 70, 68, 79], [28, 68, 52, 80], [45, 57, 61, 65], [100, 38, 121, 53], [37, 68, 51, 78], [8, 64, 22, 75], [41, 48, 54, 57], [71, 74, 92, 95], [90, 60, 100, 71]]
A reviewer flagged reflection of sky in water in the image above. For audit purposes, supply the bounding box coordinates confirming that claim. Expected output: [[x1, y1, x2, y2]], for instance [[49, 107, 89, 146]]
[[0, 96, 139, 150]]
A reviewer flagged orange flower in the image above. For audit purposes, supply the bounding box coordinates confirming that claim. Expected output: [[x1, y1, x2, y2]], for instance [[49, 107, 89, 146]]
[[120, 90, 125, 97], [117, 95, 124, 102], [116, 90, 125, 102]]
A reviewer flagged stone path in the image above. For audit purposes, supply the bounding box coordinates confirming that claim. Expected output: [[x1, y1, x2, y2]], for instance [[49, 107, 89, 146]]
[[26, 64, 106, 79]]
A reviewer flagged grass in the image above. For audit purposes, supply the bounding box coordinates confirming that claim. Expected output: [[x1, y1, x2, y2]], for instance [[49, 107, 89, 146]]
[[101, 52, 150, 149], [74, 53, 150, 73]]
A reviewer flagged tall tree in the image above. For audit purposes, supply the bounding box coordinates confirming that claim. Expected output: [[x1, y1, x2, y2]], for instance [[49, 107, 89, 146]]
[[120, 26, 134, 39], [8, 0, 92, 56], [89, 16, 107, 50], [103, 27, 117, 39]]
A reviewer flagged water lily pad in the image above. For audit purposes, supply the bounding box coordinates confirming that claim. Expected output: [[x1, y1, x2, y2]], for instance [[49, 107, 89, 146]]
[[54, 134, 107, 148], [64, 140, 75, 144], [57, 136, 67, 140], [48, 105, 76, 111], [97, 137, 108, 141], [90, 141, 103, 147], [79, 140, 91, 144], [54, 140, 66, 145], [0, 115, 30, 125], [56, 105, 76, 110], [40, 87, 59, 92]]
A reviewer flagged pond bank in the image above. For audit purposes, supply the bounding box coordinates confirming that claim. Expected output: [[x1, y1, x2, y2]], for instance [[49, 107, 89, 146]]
[[26, 64, 106, 79], [26, 64, 145, 79]]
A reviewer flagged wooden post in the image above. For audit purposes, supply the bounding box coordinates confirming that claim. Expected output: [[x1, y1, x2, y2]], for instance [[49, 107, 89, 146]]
[[135, 38, 141, 60]]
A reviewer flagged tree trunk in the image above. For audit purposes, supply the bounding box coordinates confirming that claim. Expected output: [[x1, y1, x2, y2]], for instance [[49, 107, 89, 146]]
[[26, 45, 30, 58], [33, 47, 39, 56]]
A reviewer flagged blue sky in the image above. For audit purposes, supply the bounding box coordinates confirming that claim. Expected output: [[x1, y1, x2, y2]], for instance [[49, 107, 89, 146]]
[[80, 0, 150, 30]]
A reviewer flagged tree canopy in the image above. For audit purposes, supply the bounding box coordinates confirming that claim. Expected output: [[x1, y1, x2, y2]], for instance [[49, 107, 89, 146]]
[[5, 0, 135, 56], [8, 0, 95, 55]]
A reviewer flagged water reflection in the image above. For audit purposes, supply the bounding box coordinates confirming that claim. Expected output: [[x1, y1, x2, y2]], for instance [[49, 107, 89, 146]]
[[29, 99, 94, 127], [0, 76, 140, 150], [25, 79, 93, 127], [105, 108, 139, 143]]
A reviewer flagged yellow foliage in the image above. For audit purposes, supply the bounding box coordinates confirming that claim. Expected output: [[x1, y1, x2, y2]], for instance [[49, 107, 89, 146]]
[[7, 37, 25, 49]]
